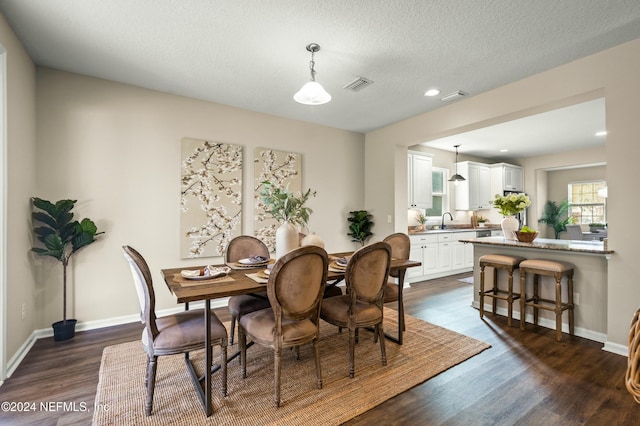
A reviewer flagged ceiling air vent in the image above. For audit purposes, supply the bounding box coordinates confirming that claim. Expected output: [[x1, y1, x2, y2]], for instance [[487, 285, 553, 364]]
[[343, 77, 374, 92], [440, 90, 468, 102]]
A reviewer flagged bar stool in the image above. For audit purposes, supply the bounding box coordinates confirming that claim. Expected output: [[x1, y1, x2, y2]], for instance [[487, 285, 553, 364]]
[[479, 254, 526, 326], [519, 259, 574, 342]]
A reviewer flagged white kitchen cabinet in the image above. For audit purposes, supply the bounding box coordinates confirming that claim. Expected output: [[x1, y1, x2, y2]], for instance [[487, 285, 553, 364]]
[[490, 163, 523, 192], [438, 240, 453, 271], [408, 234, 438, 281], [408, 152, 433, 209], [454, 161, 491, 211], [408, 231, 475, 283]]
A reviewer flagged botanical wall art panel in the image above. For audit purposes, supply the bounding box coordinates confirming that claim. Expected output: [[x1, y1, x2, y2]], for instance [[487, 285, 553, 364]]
[[254, 148, 302, 251], [180, 138, 243, 258]]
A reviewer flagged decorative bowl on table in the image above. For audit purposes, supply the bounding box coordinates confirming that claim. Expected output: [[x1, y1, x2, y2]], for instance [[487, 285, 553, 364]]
[[514, 231, 539, 243]]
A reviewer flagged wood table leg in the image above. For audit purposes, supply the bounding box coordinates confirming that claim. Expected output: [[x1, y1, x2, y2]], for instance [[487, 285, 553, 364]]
[[382, 269, 406, 345], [204, 299, 212, 416]]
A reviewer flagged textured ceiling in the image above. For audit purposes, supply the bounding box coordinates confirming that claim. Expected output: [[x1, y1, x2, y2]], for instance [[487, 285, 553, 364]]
[[1, 1, 639, 157]]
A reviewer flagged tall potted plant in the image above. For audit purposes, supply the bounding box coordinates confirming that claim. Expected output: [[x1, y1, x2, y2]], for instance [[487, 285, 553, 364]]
[[31, 198, 104, 341], [538, 199, 571, 239], [259, 181, 316, 258], [347, 210, 374, 246]]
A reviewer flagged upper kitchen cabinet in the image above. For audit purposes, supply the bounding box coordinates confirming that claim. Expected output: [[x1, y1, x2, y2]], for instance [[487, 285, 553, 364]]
[[490, 163, 523, 192], [408, 151, 433, 209], [454, 161, 491, 210]]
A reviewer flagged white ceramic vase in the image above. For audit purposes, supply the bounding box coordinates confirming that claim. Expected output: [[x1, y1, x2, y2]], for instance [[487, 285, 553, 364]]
[[275, 220, 299, 259], [501, 215, 519, 241]]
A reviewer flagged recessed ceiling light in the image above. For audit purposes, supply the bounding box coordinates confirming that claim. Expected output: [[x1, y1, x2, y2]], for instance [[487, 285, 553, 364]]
[[500, 149, 509, 153], [424, 89, 440, 97], [595, 130, 607, 136]]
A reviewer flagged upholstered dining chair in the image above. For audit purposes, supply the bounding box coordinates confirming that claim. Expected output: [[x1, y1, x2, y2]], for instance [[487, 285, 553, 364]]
[[238, 245, 328, 407], [382, 233, 410, 331], [320, 241, 392, 378], [226, 235, 272, 344], [122, 245, 228, 416], [566, 224, 585, 240]]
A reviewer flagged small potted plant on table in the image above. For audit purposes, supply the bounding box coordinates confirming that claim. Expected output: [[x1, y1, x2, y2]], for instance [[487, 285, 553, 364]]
[[259, 181, 316, 259]]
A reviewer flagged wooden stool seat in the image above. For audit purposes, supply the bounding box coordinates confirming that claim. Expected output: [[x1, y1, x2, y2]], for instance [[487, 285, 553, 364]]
[[479, 254, 526, 326], [519, 259, 575, 342]]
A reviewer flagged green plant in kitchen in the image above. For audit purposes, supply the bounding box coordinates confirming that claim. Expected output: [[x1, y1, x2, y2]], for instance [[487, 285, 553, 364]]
[[476, 215, 488, 223], [538, 199, 571, 239], [347, 210, 374, 246], [31, 197, 104, 341], [415, 211, 427, 230]]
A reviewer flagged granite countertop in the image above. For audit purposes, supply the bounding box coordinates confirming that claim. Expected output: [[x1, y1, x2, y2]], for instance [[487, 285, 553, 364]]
[[459, 236, 613, 255], [409, 225, 501, 235]]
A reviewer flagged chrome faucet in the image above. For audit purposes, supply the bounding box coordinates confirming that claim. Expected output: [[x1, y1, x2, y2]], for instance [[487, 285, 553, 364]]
[[441, 212, 453, 229]]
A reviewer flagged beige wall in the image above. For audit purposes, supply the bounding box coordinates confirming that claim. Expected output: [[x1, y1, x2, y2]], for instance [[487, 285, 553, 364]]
[[0, 14, 37, 372], [34, 69, 365, 333], [366, 38, 640, 349]]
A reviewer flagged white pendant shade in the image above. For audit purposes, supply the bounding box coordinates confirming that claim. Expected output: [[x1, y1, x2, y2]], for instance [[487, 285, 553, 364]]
[[294, 81, 332, 105], [294, 43, 331, 106]]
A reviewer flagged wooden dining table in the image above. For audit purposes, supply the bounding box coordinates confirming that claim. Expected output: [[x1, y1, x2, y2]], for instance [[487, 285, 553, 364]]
[[161, 252, 420, 416]]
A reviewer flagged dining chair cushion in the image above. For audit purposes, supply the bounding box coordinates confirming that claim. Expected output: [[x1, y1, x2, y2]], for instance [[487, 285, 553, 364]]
[[240, 308, 318, 343], [143, 309, 227, 353], [382, 281, 399, 302], [320, 295, 383, 324], [228, 293, 270, 316]]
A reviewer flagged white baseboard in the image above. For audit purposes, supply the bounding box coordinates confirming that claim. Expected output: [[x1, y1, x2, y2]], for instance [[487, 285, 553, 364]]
[[6, 331, 38, 379], [2, 298, 231, 383], [470, 301, 623, 354], [603, 341, 629, 357]]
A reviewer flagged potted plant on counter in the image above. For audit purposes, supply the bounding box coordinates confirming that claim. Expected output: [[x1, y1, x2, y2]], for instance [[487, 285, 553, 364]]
[[415, 212, 427, 231], [31, 197, 104, 341], [492, 193, 531, 240]]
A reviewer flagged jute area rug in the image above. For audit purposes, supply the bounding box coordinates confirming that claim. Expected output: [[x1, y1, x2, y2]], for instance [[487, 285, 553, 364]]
[[93, 308, 490, 425]]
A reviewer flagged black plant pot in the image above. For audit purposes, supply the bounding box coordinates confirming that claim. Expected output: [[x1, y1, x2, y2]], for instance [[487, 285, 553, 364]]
[[52, 319, 77, 342]]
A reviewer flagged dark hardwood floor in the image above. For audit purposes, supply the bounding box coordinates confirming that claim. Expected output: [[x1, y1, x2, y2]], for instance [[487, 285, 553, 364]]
[[1, 272, 638, 425]]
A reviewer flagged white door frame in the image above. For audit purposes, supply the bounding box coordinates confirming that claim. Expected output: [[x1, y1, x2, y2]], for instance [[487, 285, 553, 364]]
[[0, 45, 8, 382]]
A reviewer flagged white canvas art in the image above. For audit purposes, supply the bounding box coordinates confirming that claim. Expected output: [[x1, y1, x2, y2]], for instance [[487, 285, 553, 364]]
[[254, 148, 302, 252], [180, 138, 242, 258]]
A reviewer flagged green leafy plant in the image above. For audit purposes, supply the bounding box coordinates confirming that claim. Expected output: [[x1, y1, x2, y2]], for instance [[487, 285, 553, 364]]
[[31, 197, 104, 324], [476, 215, 487, 223], [259, 181, 316, 227], [538, 199, 571, 239], [347, 210, 374, 246]]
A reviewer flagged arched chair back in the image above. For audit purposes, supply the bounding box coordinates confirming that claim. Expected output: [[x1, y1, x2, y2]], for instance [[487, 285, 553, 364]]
[[225, 235, 270, 263], [239, 245, 328, 407], [321, 241, 391, 378], [122, 245, 227, 416]]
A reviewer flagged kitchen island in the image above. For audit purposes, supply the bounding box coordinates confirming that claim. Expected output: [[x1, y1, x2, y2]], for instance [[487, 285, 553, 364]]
[[459, 236, 613, 343]]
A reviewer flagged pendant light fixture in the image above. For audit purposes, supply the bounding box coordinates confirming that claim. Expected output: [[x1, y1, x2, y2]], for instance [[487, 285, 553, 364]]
[[448, 144, 466, 182], [294, 43, 331, 105]]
